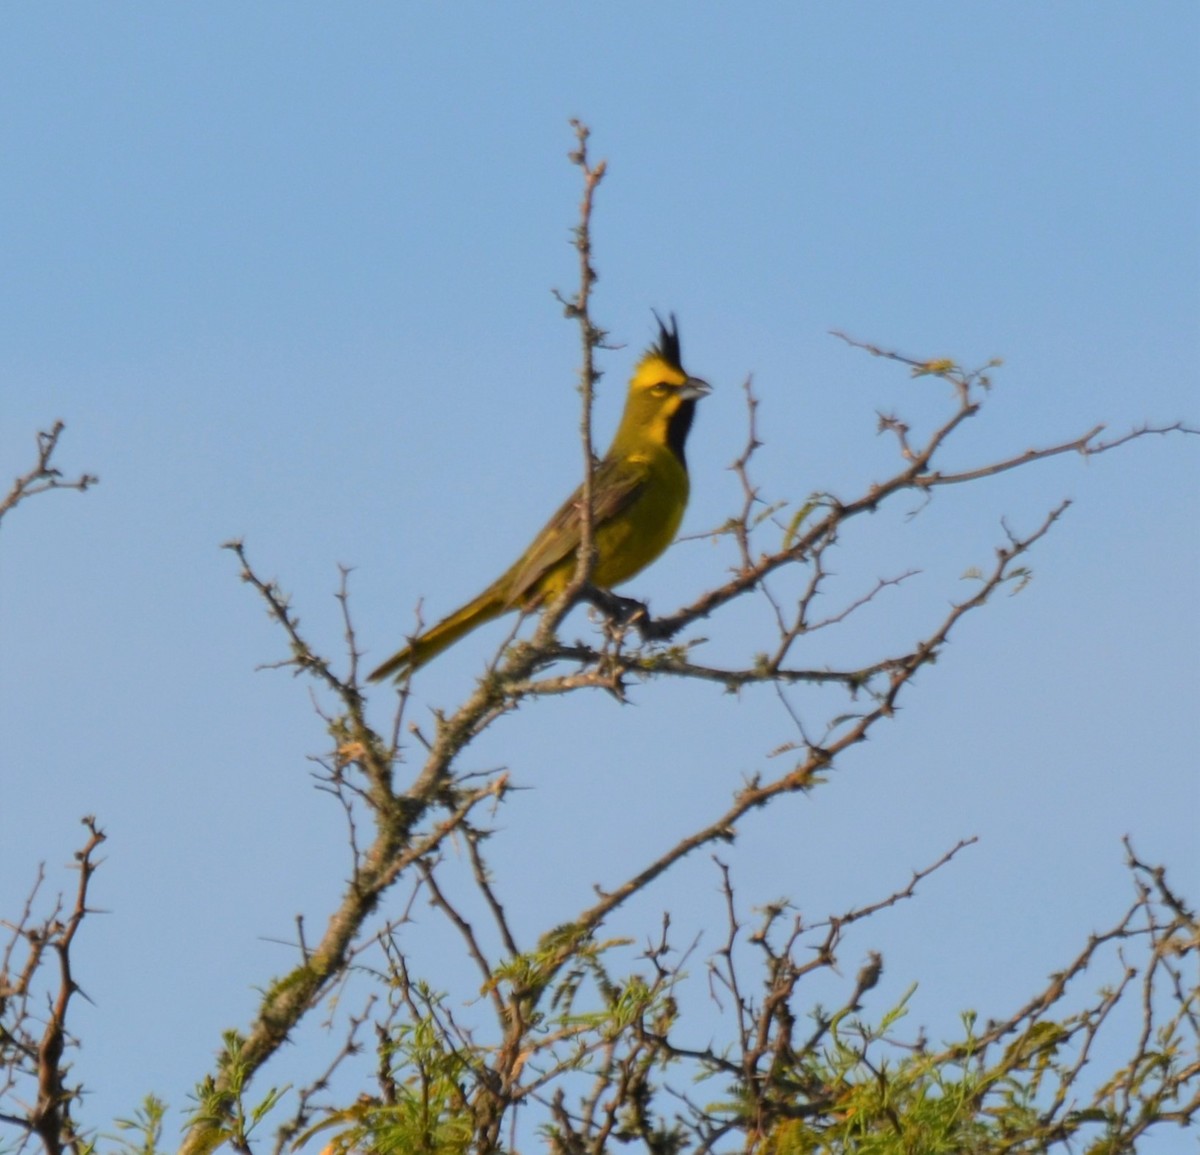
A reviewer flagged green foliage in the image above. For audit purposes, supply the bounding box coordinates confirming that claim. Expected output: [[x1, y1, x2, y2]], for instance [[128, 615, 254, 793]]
[[107, 1097, 167, 1155], [295, 988, 477, 1155], [184, 1032, 288, 1155]]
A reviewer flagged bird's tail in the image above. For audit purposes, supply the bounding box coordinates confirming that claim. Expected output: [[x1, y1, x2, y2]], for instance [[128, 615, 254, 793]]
[[366, 585, 507, 682]]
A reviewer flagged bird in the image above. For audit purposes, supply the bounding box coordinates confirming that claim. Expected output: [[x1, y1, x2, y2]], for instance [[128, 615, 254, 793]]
[[367, 309, 710, 681], [367, 314, 710, 682]]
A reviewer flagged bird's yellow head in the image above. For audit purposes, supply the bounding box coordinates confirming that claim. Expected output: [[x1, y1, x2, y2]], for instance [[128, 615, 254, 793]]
[[619, 314, 711, 466]]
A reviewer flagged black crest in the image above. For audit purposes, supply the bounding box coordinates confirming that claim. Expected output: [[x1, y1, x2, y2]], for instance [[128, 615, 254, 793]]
[[651, 311, 683, 372]]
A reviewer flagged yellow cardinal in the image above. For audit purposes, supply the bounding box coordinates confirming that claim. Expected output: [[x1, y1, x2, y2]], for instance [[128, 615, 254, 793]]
[[368, 315, 710, 682]]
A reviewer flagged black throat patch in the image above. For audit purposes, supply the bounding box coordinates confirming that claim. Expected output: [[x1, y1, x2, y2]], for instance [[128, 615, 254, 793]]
[[666, 398, 696, 468]]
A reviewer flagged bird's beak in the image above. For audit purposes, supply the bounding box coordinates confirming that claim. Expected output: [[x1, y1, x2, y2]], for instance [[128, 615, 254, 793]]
[[679, 376, 712, 400]]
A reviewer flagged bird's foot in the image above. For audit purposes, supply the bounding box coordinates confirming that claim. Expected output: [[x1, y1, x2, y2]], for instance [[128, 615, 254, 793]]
[[582, 586, 675, 643]]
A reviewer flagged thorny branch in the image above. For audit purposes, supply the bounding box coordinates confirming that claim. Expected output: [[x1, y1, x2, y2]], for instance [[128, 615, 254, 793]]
[[181, 142, 1195, 1151], [4, 123, 1184, 1155], [651, 366, 1193, 655], [0, 818, 105, 1155], [1, 422, 97, 530], [236, 330, 1194, 1153], [269, 1001, 373, 1155], [543, 118, 610, 650], [536, 844, 1197, 1154], [176, 122, 616, 1155]]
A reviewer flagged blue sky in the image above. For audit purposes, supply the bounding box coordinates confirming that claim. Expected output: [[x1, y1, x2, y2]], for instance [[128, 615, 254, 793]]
[[2, 4, 1197, 1147]]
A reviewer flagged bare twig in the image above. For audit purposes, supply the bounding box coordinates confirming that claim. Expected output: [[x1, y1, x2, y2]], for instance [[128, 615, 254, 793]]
[[166, 140, 1196, 1155], [541, 119, 609, 649], [0, 818, 105, 1155], [1, 422, 97, 530]]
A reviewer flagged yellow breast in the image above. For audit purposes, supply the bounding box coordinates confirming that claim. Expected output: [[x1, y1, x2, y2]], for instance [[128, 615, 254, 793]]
[[590, 448, 689, 589]]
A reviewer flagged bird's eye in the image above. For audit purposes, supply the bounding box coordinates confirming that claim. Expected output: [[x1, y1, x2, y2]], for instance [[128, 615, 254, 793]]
[[649, 383, 670, 396]]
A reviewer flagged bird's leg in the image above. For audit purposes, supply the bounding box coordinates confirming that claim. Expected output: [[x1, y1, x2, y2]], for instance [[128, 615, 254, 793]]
[[582, 586, 676, 642], [582, 584, 645, 624]]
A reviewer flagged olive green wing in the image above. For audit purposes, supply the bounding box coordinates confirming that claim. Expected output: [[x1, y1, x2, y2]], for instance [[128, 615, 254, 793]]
[[501, 454, 651, 606]]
